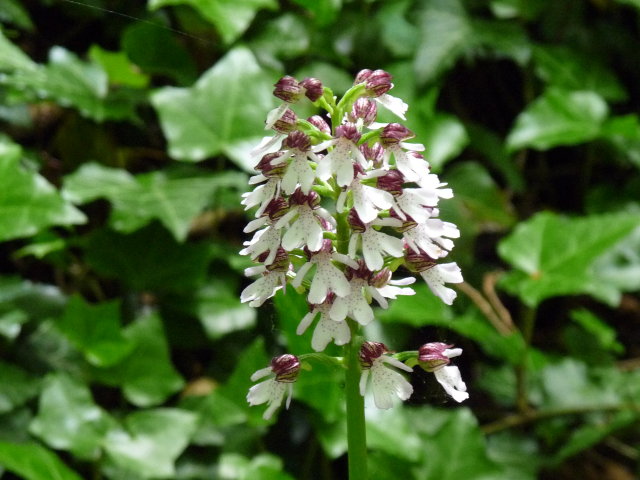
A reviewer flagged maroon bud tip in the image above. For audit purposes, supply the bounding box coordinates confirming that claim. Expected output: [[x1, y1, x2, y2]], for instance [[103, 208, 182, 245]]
[[359, 341, 388, 368], [307, 115, 331, 135], [370, 268, 392, 288], [377, 169, 405, 195], [336, 123, 361, 142], [418, 342, 454, 372], [274, 76, 303, 103], [360, 143, 385, 166], [300, 77, 324, 102], [271, 354, 300, 382], [284, 131, 311, 151], [272, 108, 298, 134], [264, 247, 290, 272], [355, 69, 393, 97], [348, 208, 366, 233], [381, 123, 414, 146], [404, 248, 436, 273], [263, 196, 289, 220], [348, 98, 378, 126], [256, 152, 287, 177]]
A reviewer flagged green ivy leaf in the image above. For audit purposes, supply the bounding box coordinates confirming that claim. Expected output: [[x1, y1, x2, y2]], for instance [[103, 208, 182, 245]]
[[121, 21, 197, 85], [64, 163, 247, 241], [533, 45, 627, 102], [57, 296, 134, 367], [408, 408, 504, 480], [88, 45, 149, 88], [0, 442, 83, 480], [151, 47, 277, 169], [0, 137, 86, 242], [414, 0, 471, 84], [289, 0, 341, 26], [498, 211, 640, 306], [85, 224, 212, 292], [104, 408, 198, 479], [194, 281, 256, 340], [0, 362, 40, 414], [29, 372, 115, 460], [506, 88, 609, 151], [149, 0, 277, 45], [0, 0, 34, 30], [95, 313, 185, 407], [217, 453, 295, 480], [0, 32, 138, 121]]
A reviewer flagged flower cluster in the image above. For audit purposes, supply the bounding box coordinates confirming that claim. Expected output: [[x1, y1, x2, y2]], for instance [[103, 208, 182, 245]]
[[242, 70, 466, 419]]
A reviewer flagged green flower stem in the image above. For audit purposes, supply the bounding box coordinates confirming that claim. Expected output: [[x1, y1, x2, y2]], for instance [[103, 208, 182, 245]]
[[344, 324, 368, 480], [335, 209, 368, 479]]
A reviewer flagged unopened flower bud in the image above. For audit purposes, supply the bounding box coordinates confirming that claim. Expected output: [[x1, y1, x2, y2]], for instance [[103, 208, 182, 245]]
[[307, 115, 331, 135], [360, 143, 384, 166], [257, 152, 287, 178], [336, 123, 361, 143], [271, 354, 300, 382], [262, 247, 290, 272], [380, 123, 414, 146], [404, 248, 436, 273], [289, 188, 320, 208], [370, 268, 392, 288], [348, 208, 366, 233], [263, 197, 289, 221], [274, 76, 303, 103], [377, 169, 405, 195], [418, 342, 453, 372], [272, 108, 298, 134], [345, 259, 372, 281], [354, 69, 393, 97], [390, 209, 416, 232], [284, 131, 311, 152], [300, 77, 323, 102], [348, 98, 377, 125], [359, 341, 388, 369]]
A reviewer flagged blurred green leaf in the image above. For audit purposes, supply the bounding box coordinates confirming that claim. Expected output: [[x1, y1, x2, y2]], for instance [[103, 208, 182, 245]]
[[121, 21, 197, 85], [195, 281, 256, 340], [444, 161, 516, 231], [0, 137, 86, 242], [0, 362, 40, 414], [486, 431, 538, 480], [506, 89, 609, 151], [96, 312, 185, 407], [0, 32, 138, 121], [378, 1, 419, 58], [533, 45, 627, 102], [86, 224, 212, 292], [0, 442, 83, 480], [366, 408, 422, 462], [569, 309, 624, 355], [0, 0, 34, 30], [498, 212, 640, 306], [29, 372, 115, 460], [151, 47, 277, 169], [289, 0, 341, 26], [553, 410, 638, 463], [217, 453, 295, 480], [0, 309, 27, 340], [217, 338, 270, 424], [414, 0, 471, 84], [408, 408, 504, 480], [88, 45, 149, 88], [57, 296, 134, 367], [420, 114, 469, 170], [251, 13, 310, 69], [540, 359, 620, 409], [104, 408, 198, 478], [180, 390, 248, 446], [65, 163, 247, 241], [149, 0, 277, 45], [601, 114, 640, 168]]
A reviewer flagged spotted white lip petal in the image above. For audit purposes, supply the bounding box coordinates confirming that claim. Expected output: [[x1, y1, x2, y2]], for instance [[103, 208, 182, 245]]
[[296, 310, 317, 336], [376, 93, 408, 120], [369, 358, 414, 409], [311, 314, 350, 351], [434, 365, 469, 403]]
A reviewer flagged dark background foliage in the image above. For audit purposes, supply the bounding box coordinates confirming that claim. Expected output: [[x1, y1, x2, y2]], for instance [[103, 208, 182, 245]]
[[0, 0, 639, 479]]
